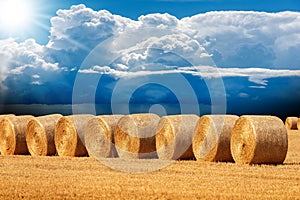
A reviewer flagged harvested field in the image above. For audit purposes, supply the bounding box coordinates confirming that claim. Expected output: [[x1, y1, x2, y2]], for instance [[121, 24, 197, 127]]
[[0, 130, 299, 199]]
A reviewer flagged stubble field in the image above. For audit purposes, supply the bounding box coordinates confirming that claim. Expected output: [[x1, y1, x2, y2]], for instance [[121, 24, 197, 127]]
[[0, 130, 299, 199]]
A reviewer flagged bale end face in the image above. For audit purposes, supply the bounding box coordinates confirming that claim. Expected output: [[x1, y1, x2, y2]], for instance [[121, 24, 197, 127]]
[[192, 116, 218, 162], [114, 117, 141, 159], [26, 119, 47, 156], [230, 117, 256, 164], [0, 118, 16, 155], [156, 117, 175, 159], [55, 117, 78, 156], [85, 117, 112, 158]]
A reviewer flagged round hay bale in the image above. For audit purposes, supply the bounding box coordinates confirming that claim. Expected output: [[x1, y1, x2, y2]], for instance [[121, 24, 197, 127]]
[[55, 114, 94, 157], [114, 113, 160, 159], [26, 114, 63, 156], [192, 115, 239, 162], [298, 118, 300, 131], [156, 114, 199, 160], [285, 117, 298, 130], [0, 115, 34, 155], [85, 115, 123, 159], [231, 115, 288, 165]]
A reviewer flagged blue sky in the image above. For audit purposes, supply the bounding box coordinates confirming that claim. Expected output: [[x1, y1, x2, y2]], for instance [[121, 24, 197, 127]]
[[0, 0, 300, 118]]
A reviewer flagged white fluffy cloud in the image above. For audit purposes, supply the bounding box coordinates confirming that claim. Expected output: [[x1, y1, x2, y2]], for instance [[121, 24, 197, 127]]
[[1, 4, 300, 104], [0, 38, 60, 90], [47, 4, 135, 51]]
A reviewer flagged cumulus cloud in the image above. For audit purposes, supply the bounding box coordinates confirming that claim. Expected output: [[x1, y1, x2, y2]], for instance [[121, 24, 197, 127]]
[[181, 11, 300, 69], [47, 4, 135, 51], [0, 38, 60, 90], [1, 4, 300, 105]]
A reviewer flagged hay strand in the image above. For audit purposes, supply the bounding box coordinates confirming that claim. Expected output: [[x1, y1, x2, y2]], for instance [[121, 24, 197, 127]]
[[192, 115, 239, 162], [156, 115, 199, 160], [0, 115, 34, 155], [26, 114, 63, 156], [55, 114, 94, 157], [285, 117, 298, 130], [114, 113, 160, 159], [85, 115, 123, 159], [231, 115, 288, 164]]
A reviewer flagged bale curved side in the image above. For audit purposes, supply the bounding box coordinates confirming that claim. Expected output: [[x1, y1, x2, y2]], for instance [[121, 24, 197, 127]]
[[231, 115, 288, 164]]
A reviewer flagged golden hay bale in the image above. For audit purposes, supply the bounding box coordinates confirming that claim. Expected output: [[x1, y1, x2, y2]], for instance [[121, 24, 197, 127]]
[[298, 118, 300, 131], [285, 117, 298, 130], [156, 115, 199, 160], [26, 114, 63, 156], [231, 115, 288, 165], [192, 115, 239, 162], [85, 115, 123, 159], [0, 115, 34, 155], [114, 113, 160, 159], [55, 114, 94, 157]]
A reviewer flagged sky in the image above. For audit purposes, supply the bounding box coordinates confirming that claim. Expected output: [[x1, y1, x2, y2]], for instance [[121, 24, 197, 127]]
[[0, 0, 300, 118]]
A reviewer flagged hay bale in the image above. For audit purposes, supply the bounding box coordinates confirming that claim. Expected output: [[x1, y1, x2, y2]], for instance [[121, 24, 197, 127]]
[[85, 115, 123, 159], [0, 115, 34, 155], [285, 117, 298, 130], [231, 115, 288, 165], [156, 115, 199, 160], [298, 118, 300, 131], [26, 114, 63, 156], [192, 115, 239, 162], [114, 113, 160, 159], [55, 114, 94, 157]]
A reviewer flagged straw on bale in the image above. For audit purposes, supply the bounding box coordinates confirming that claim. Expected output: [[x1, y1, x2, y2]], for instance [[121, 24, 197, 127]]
[[55, 114, 94, 157], [0, 115, 34, 155], [156, 115, 199, 160], [298, 117, 300, 131], [114, 113, 160, 159], [192, 115, 239, 162], [85, 115, 123, 159], [231, 115, 288, 165], [26, 114, 63, 156], [285, 117, 298, 130], [0, 114, 15, 118]]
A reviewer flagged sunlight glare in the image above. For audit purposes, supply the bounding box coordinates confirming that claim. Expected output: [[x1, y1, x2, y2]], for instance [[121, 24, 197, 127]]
[[0, 0, 33, 31]]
